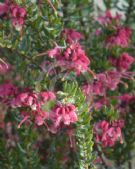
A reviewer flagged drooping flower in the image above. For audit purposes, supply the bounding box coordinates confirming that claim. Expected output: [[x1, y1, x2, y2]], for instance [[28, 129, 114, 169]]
[[82, 84, 92, 97], [11, 92, 38, 110], [48, 47, 61, 58], [34, 110, 48, 126], [0, 82, 18, 99], [0, 2, 9, 18], [106, 27, 131, 48], [93, 98, 109, 110], [62, 29, 83, 43], [62, 43, 90, 74], [50, 104, 78, 133], [17, 109, 48, 128], [94, 120, 123, 147], [119, 94, 132, 106], [110, 53, 134, 71], [118, 94, 135, 114], [40, 91, 56, 102], [47, 43, 90, 75], [97, 10, 121, 26], [92, 73, 107, 96], [111, 119, 125, 128], [82, 71, 120, 97], [10, 5, 26, 31], [117, 53, 134, 71], [106, 70, 121, 90], [10, 89, 56, 128]]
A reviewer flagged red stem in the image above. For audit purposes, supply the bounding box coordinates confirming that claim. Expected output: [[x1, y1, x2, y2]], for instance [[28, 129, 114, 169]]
[[47, 0, 57, 13]]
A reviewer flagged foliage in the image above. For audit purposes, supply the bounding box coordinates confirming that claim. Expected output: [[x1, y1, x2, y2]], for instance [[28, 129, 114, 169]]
[[0, 0, 135, 169]]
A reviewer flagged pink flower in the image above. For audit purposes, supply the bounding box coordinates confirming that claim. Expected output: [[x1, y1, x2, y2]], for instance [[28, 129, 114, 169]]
[[11, 6, 26, 18], [94, 98, 109, 110], [62, 29, 83, 43], [11, 92, 38, 110], [10, 90, 56, 128], [0, 82, 18, 99], [18, 110, 48, 128], [35, 111, 48, 126], [110, 53, 134, 71], [93, 157, 103, 164], [82, 72, 119, 97], [10, 5, 26, 30], [82, 84, 92, 97], [94, 120, 123, 147], [111, 119, 125, 128], [97, 10, 121, 25], [106, 70, 121, 90], [35, 115, 45, 126], [94, 29, 102, 36], [48, 47, 61, 58], [107, 27, 131, 48], [0, 2, 9, 18], [92, 73, 107, 96], [48, 43, 90, 75], [50, 104, 78, 132], [118, 53, 134, 71], [119, 94, 132, 105], [40, 91, 56, 102], [117, 94, 134, 114], [17, 114, 29, 128], [12, 18, 25, 29], [47, 29, 90, 75], [85, 70, 122, 97], [63, 43, 90, 74]]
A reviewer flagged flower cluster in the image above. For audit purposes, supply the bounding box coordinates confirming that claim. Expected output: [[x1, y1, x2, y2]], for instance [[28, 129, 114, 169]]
[[0, 82, 18, 101], [47, 29, 90, 75], [107, 27, 131, 48], [50, 104, 78, 133], [10, 4, 26, 31], [118, 94, 135, 114], [0, 4, 135, 168], [82, 69, 128, 97], [97, 10, 121, 26], [11, 90, 56, 128], [90, 10, 135, 150], [110, 52, 134, 71], [0, 1, 26, 30], [0, 2, 9, 18], [62, 28, 83, 43], [97, 10, 131, 48], [0, 81, 78, 131], [94, 120, 124, 147]]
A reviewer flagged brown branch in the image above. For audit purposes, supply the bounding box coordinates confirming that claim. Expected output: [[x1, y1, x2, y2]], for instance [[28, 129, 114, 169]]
[[47, 0, 57, 14], [14, 50, 42, 71]]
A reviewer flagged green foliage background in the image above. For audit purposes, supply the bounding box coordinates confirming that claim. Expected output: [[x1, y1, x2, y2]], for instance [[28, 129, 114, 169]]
[[0, 0, 135, 169]]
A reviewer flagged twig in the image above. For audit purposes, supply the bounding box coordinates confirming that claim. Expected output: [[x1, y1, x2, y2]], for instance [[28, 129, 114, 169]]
[[14, 50, 42, 71], [35, 51, 48, 57], [47, 0, 57, 14]]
